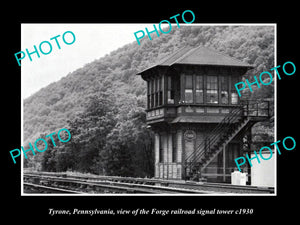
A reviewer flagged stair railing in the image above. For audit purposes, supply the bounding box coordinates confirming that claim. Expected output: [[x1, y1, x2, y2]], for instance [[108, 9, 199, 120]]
[[184, 107, 244, 178], [184, 100, 270, 179]]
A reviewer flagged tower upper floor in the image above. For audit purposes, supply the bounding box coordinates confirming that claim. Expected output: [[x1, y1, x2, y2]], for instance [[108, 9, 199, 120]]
[[137, 46, 253, 125]]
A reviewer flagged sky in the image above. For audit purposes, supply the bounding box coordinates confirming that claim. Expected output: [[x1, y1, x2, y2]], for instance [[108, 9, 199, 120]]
[[21, 24, 148, 99]]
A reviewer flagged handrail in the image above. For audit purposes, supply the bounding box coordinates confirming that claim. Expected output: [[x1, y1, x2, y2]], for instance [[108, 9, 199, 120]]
[[186, 108, 243, 164], [184, 107, 243, 177], [184, 100, 270, 178]]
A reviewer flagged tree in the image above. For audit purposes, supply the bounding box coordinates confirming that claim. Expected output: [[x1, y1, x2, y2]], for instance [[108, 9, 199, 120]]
[[67, 92, 118, 174], [104, 106, 154, 177]]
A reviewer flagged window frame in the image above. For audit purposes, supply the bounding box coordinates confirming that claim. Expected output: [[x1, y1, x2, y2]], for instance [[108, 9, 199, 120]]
[[220, 75, 229, 104], [167, 75, 175, 104], [195, 74, 204, 104], [206, 75, 219, 104], [148, 72, 241, 109], [184, 74, 194, 103], [230, 76, 239, 105]]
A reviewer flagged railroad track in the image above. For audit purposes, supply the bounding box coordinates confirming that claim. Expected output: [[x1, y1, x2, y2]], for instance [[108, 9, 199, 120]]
[[23, 172, 274, 194], [23, 174, 215, 194], [24, 183, 85, 194]]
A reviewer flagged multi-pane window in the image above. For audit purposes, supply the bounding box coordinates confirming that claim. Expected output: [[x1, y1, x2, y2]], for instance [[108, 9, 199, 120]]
[[185, 75, 193, 103], [155, 78, 158, 107], [220, 76, 229, 104], [148, 80, 154, 108], [158, 77, 163, 105], [231, 76, 239, 104], [151, 79, 155, 107], [148, 77, 164, 109], [148, 74, 240, 108], [167, 76, 174, 104], [195, 75, 204, 104], [147, 82, 151, 109], [206, 76, 218, 104]]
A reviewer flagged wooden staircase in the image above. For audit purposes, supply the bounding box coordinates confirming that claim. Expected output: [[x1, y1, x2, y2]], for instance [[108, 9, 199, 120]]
[[184, 100, 270, 181]]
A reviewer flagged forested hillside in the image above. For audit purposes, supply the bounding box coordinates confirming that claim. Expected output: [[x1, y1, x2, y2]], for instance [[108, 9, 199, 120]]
[[23, 25, 274, 176]]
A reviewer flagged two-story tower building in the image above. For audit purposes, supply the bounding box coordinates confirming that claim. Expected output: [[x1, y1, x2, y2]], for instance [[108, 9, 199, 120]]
[[137, 46, 270, 183]]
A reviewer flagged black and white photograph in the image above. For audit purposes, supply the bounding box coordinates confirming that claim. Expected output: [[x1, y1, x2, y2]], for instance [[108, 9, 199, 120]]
[[3, 4, 298, 221], [21, 24, 276, 196]]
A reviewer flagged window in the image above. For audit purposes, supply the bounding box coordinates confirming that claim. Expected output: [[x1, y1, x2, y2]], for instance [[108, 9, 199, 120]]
[[172, 133, 177, 163], [206, 76, 218, 103], [231, 76, 239, 104], [167, 76, 174, 104], [148, 77, 163, 109], [185, 75, 193, 103], [231, 93, 238, 104], [147, 81, 151, 109], [151, 80, 155, 108], [185, 90, 193, 103], [158, 77, 163, 105], [195, 75, 204, 103], [220, 76, 229, 104], [155, 78, 158, 107]]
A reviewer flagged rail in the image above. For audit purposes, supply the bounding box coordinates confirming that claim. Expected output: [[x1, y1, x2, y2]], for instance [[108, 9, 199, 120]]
[[24, 182, 85, 194], [23, 172, 274, 194], [24, 173, 214, 194]]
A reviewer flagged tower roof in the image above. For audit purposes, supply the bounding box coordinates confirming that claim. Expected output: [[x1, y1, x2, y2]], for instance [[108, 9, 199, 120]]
[[137, 46, 253, 75]]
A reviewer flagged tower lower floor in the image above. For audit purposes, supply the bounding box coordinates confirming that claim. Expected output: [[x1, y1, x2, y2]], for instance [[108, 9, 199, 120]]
[[153, 123, 275, 187]]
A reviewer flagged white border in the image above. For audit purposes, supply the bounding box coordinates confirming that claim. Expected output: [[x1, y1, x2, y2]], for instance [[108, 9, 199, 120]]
[[21, 23, 277, 196]]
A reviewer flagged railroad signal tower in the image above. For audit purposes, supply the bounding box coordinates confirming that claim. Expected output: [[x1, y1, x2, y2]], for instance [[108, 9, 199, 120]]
[[137, 46, 271, 183]]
